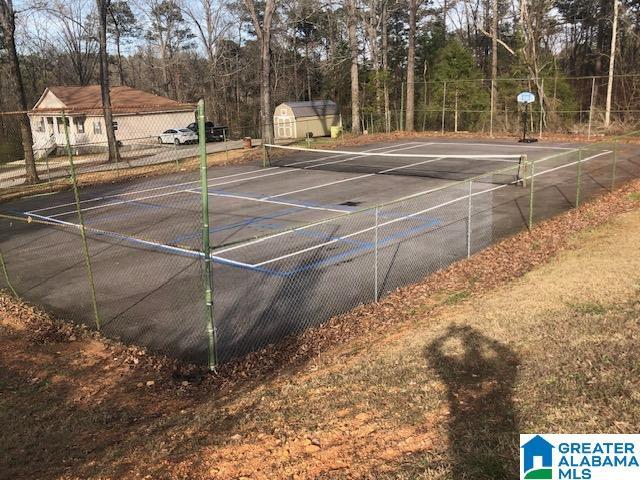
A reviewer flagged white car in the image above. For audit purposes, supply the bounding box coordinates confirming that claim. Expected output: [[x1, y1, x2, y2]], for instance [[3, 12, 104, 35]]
[[158, 128, 198, 145]]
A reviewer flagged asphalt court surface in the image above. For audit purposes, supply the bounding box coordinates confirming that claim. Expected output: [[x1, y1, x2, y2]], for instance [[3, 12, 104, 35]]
[[9, 139, 577, 255], [2, 137, 633, 362]]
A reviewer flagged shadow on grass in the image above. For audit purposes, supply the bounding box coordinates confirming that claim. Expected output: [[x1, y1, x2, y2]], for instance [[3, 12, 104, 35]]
[[426, 324, 520, 479]]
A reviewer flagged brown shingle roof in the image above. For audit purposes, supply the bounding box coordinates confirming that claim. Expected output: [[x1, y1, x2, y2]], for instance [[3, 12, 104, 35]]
[[37, 86, 194, 113]]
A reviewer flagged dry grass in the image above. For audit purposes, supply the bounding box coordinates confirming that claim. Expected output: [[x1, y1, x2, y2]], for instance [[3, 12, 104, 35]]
[[1, 181, 640, 479]]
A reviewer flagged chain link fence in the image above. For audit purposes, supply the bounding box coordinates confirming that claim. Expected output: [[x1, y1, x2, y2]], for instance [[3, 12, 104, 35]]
[[352, 74, 640, 138], [1, 99, 639, 367]]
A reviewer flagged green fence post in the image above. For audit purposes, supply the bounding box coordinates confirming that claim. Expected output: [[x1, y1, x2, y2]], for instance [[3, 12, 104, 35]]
[[611, 139, 618, 191], [198, 99, 218, 371], [528, 161, 535, 230], [0, 250, 18, 297], [61, 110, 102, 330], [576, 148, 583, 207]]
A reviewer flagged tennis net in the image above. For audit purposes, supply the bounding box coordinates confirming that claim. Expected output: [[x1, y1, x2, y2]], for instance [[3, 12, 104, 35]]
[[264, 144, 527, 185]]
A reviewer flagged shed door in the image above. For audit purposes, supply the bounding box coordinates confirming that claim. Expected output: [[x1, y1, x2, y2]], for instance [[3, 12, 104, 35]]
[[274, 115, 294, 139]]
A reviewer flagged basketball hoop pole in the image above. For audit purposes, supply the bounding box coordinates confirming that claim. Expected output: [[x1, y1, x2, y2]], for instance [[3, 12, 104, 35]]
[[522, 103, 528, 142], [517, 91, 538, 143]]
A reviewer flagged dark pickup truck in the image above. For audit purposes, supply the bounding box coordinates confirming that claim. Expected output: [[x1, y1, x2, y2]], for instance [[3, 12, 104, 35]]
[[186, 122, 229, 142]]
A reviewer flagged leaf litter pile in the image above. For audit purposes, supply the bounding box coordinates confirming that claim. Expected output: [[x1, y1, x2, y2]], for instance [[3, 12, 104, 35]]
[[1, 178, 640, 479]]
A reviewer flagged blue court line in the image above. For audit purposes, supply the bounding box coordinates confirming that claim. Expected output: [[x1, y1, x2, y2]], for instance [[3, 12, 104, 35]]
[[170, 187, 358, 244], [217, 217, 443, 277], [13, 207, 445, 276], [170, 205, 305, 243], [257, 222, 373, 247], [205, 187, 357, 210]]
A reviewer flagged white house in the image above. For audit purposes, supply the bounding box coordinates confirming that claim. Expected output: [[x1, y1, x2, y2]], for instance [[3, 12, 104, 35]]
[[29, 85, 196, 157]]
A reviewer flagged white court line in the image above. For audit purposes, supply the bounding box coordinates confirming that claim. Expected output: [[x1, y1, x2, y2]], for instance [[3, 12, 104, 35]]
[[267, 143, 521, 159], [283, 142, 423, 167], [425, 142, 577, 151], [27, 167, 276, 214], [199, 191, 349, 213], [24, 210, 258, 268], [29, 144, 415, 217], [214, 150, 611, 264], [184, 144, 432, 204], [531, 150, 611, 178], [301, 143, 436, 169], [268, 145, 438, 199], [47, 188, 193, 218]]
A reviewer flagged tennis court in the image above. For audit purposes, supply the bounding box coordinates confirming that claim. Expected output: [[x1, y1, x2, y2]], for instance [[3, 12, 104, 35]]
[[1, 137, 636, 362]]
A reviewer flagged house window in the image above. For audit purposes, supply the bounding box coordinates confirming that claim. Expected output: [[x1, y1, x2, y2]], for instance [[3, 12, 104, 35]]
[[35, 117, 45, 132], [74, 117, 85, 134], [93, 121, 102, 135], [56, 117, 69, 134]]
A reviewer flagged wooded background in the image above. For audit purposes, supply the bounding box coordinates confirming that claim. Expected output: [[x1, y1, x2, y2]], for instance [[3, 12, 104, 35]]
[[1, 0, 640, 166]]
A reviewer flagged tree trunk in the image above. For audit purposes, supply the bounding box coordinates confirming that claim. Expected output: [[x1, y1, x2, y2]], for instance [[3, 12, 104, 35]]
[[115, 31, 125, 86], [490, 0, 498, 136], [306, 41, 312, 100], [96, 0, 121, 163], [244, 0, 275, 143], [347, 0, 361, 134], [0, 0, 39, 184], [260, 34, 272, 142], [405, 0, 417, 131], [382, 2, 390, 132], [604, 0, 618, 128]]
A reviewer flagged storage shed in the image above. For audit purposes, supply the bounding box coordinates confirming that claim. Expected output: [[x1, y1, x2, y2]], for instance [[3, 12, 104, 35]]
[[273, 100, 341, 140]]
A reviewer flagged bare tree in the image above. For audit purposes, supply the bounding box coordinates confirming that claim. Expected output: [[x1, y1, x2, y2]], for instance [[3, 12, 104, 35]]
[[145, 0, 195, 98], [346, 0, 361, 133], [49, 0, 99, 85], [243, 0, 276, 143], [184, 0, 228, 121], [107, 1, 140, 86], [604, 0, 619, 128], [0, 0, 39, 183], [96, 0, 120, 162], [405, 0, 417, 131]]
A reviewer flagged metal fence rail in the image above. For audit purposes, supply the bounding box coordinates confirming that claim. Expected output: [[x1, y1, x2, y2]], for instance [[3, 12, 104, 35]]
[[0, 106, 639, 367]]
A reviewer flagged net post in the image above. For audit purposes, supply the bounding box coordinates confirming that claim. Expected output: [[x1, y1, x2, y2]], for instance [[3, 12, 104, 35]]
[[519, 154, 528, 188], [198, 99, 218, 371], [0, 250, 18, 297], [61, 109, 102, 331], [576, 148, 583, 207], [374, 206, 379, 303], [611, 139, 618, 191], [467, 180, 472, 258], [528, 160, 535, 231]]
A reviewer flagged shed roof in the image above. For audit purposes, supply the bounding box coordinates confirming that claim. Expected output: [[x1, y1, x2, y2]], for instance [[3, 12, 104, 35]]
[[32, 86, 194, 113], [280, 100, 339, 118]]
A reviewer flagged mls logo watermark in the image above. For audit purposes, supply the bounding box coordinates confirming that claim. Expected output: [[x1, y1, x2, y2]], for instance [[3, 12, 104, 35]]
[[520, 434, 640, 479]]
